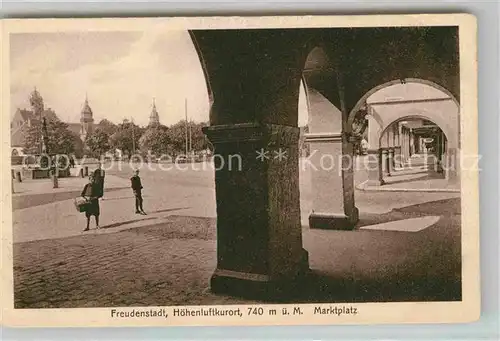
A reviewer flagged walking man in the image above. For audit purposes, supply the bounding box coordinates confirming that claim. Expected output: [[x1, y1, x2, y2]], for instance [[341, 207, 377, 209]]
[[131, 169, 146, 215]]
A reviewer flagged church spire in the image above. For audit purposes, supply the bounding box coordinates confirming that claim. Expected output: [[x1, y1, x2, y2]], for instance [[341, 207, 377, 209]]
[[80, 94, 94, 142], [148, 97, 160, 127], [29, 86, 44, 115]]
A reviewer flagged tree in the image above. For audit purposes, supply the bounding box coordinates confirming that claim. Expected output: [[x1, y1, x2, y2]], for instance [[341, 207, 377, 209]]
[[71, 132, 85, 158], [139, 126, 170, 156], [98, 119, 118, 136], [22, 89, 83, 158], [166, 120, 209, 156], [85, 128, 110, 158], [166, 121, 187, 156], [109, 121, 144, 157], [23, 115, 80, 156], [190, 121, 209, 152]]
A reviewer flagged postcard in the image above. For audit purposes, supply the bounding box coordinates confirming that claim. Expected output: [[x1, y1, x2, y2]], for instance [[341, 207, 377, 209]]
[[1, 14, 479, 327]]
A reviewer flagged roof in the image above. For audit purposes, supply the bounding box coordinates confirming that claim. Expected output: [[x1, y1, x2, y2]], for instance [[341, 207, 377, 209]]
[[11, 127, 25, 147], [67, 123, 81, 136], [81, 98, 93, 117], [16, 109, 33, 121]]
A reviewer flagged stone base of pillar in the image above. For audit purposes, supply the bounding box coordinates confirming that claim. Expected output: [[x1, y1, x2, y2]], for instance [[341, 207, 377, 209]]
[[210, 248, 309, 300], [309, 208, 359, 230]]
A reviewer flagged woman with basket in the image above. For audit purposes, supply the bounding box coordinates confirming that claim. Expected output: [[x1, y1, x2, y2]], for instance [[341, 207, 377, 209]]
[[80, 174, 101, 231]]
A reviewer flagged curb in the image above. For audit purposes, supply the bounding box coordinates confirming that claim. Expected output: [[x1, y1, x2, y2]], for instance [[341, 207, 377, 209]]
[[356, 180, 461, 193]]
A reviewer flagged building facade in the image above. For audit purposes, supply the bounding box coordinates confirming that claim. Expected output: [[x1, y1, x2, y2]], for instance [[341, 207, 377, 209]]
[[10, 90, 95, 156]]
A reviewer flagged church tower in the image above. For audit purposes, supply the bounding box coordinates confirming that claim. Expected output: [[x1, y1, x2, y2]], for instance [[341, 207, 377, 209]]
[[80, 95, 94, 141], [148, 98, 160, 127], [30, 87, 44, 119]]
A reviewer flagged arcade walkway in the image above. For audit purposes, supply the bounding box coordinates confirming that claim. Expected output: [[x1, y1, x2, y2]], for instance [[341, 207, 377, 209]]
[[358, 153, 460, 192]]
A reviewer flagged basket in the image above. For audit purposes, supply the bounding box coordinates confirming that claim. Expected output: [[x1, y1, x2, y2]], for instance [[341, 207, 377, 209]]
[[74, 197, 89, 213]]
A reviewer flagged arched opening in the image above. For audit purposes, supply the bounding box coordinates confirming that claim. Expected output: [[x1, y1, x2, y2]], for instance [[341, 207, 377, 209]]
[[299, 46, 358, 230], [12, 149, 19, 157], [378, 116, 450, 186], [362, 81, 460, 188], [348, 78, 460, 129]]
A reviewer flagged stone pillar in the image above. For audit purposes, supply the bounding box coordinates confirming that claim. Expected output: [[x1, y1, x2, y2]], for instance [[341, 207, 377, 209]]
[[387, 126, 394, 148], [400, 128, 405, 163], [303, 68, 359, 230], [365, 148, 384, 186], [394, 146, 402, 168], [192, 29, 311, 298], [396, 125, 402, 167], [381, 148, 391, 177], [392, 124, 397, 148], [409, 130, 415, 156], [388, 148, 395, 174], [367, 114, 381, 151], [204, 123, 308, 297], [407, 129, 411, 159], [435, 133, 444, 174], [52, 172, 59, 188], [445, 147, 460, 185], [305, 132, 359, 229]]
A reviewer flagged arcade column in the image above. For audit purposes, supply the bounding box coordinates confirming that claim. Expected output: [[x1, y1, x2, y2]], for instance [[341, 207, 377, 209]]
[[387, 128, 395, 174], [445, 147, 460, 185], [365, 148, 384, 186], [304, 132, 359, 229], [192, 29, 310, 299]]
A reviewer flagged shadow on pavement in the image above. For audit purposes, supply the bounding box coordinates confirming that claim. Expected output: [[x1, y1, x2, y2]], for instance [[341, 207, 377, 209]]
[[12, 187, 128, 210], [290, 268, 461, 303], [151, 207, 190, 214], [100, 217, 158, 229], [382, 172, 444, 186], [99, 208, 191, 230], [357, 197, 460, 228], [392, 197, 461, 215]]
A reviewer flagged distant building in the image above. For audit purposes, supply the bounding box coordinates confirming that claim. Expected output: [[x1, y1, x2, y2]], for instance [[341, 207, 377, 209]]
[[148, 98, 160, 127], [81, 96, 94, 141], [10, 89, 95, 156]]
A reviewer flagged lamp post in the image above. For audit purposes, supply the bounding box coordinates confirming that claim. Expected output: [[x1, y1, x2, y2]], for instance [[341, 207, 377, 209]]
[[185, 98, 188, 158], [131, 117, 136, 155], [42, 117, 58, 188]]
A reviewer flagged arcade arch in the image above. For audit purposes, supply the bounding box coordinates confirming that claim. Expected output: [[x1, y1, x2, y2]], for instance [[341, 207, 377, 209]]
[[363, 82, 460, 186], [188, 28, 460, 299]]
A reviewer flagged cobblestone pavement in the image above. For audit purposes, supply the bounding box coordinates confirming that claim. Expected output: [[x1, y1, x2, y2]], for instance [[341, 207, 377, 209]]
[[14, 216, 260, 308], [13, 197, 461, 308]]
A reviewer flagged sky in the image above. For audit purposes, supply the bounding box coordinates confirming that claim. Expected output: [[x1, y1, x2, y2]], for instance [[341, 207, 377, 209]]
[[10, 31, 309, 127]]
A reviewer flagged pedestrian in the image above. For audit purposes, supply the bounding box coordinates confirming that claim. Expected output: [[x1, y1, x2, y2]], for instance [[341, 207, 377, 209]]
[[131, 169, 146, 215], [69, 156, 75, 168], [81, 174, 101, 231], [93, 163, 105, 198]]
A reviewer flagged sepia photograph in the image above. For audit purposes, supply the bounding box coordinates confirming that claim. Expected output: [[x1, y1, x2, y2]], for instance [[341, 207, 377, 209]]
[[1, 14, 479, 327]]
